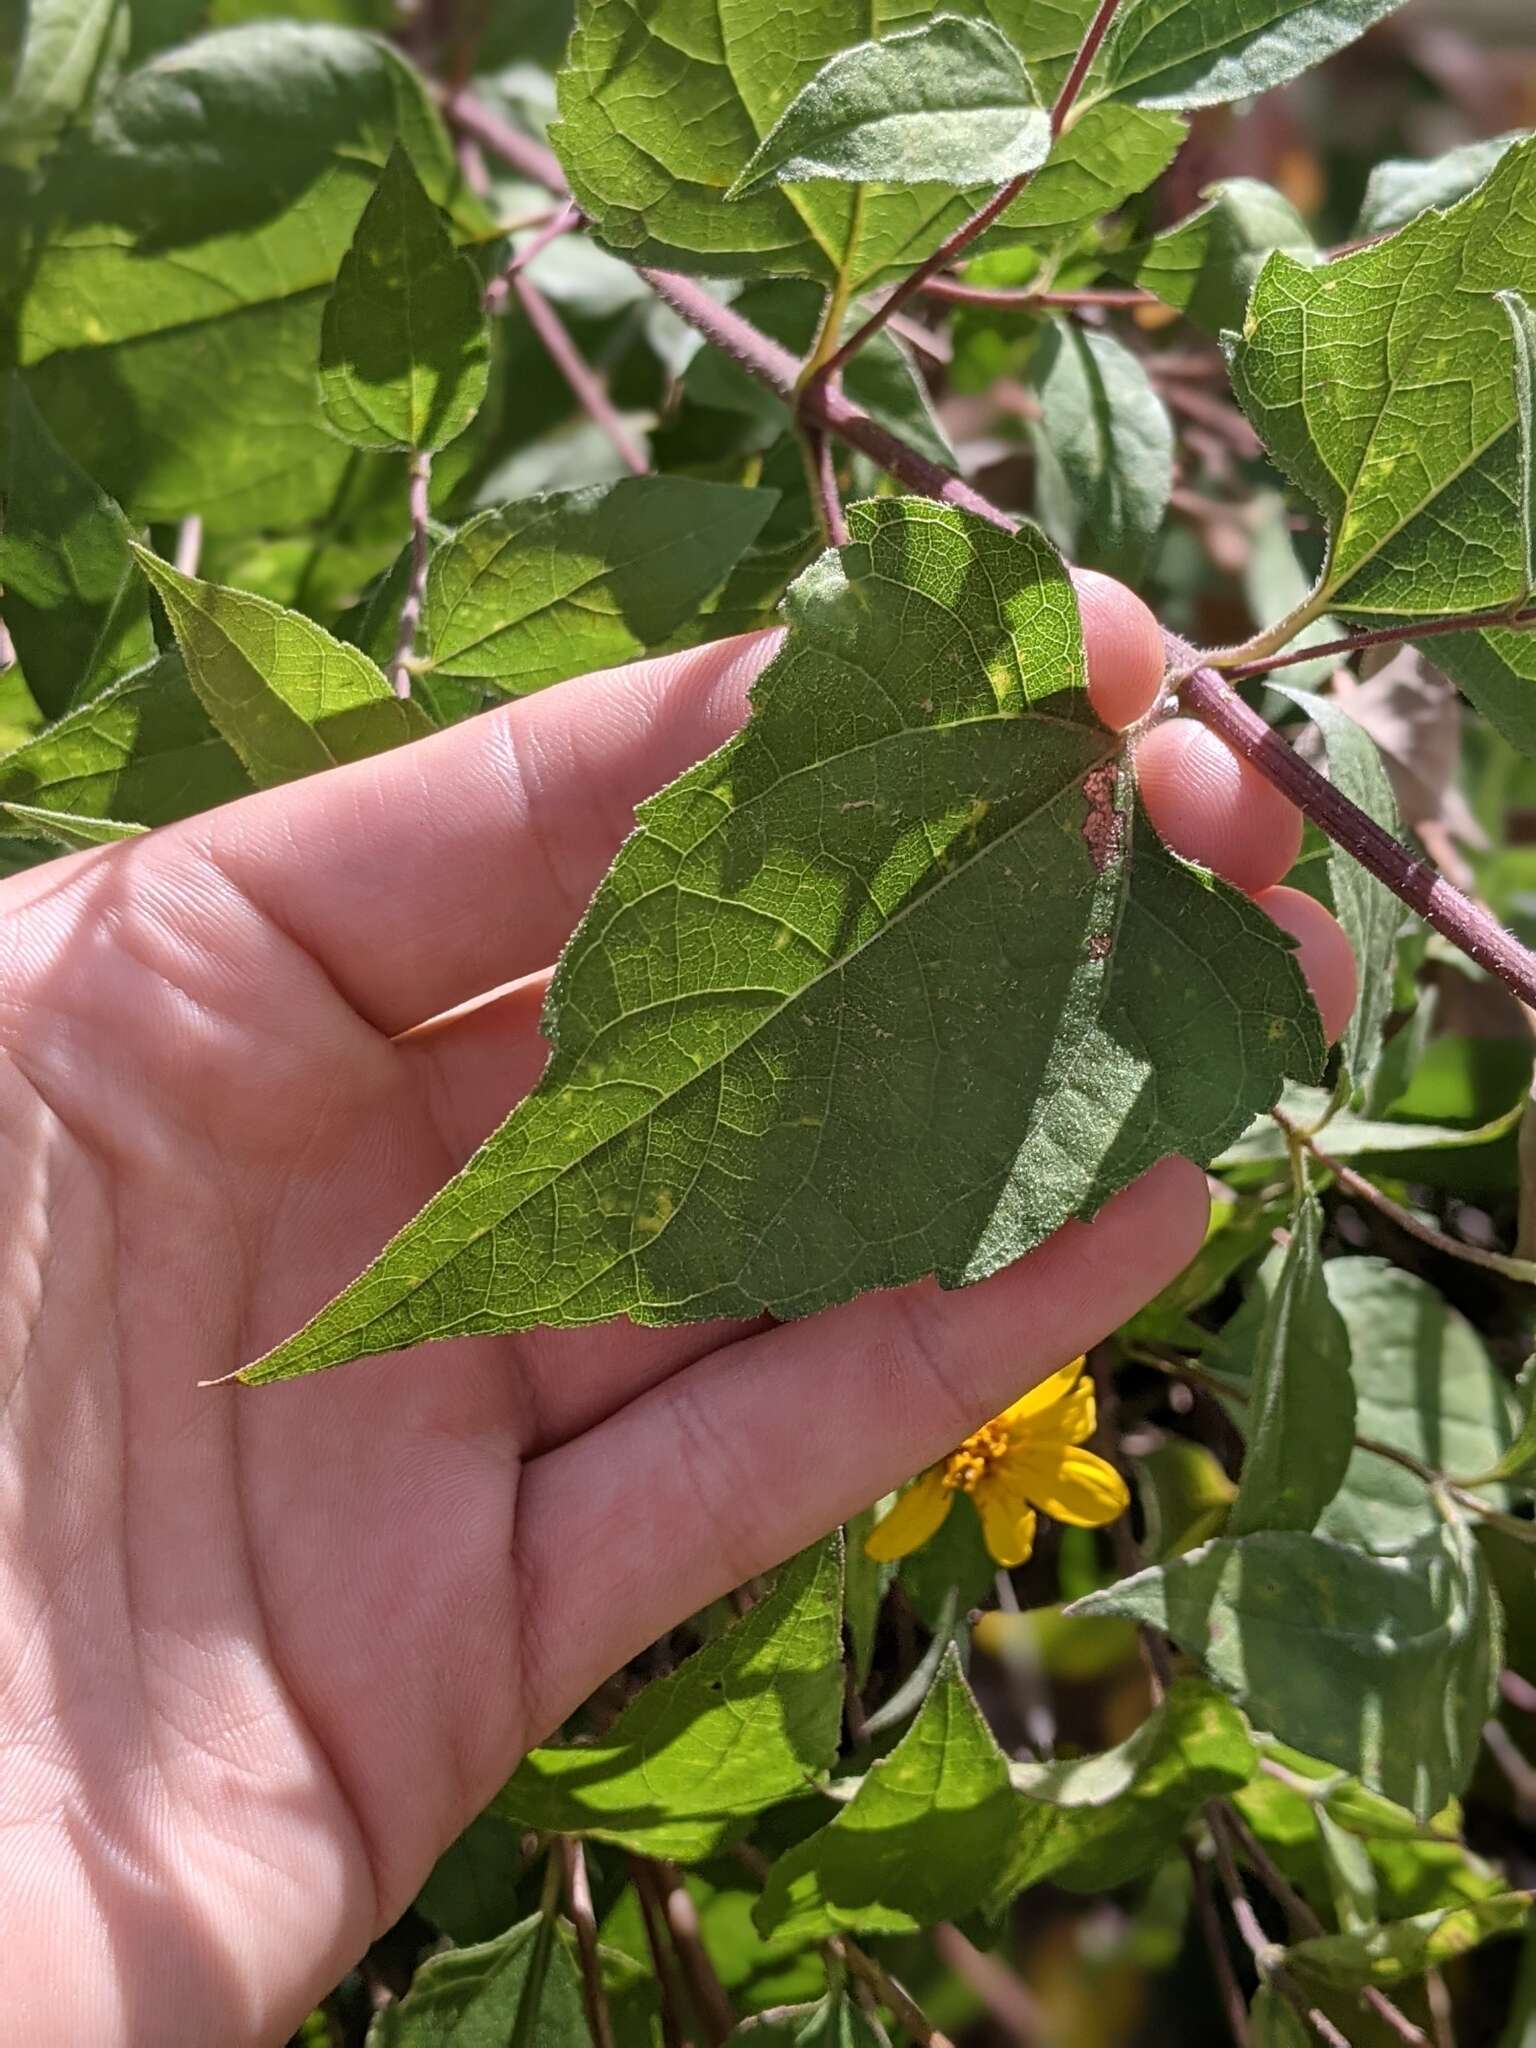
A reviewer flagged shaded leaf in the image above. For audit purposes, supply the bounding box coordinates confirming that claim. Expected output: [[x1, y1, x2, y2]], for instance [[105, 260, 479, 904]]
[[414, 1813, 536, 1947], [1249, 1987, 1310, 2048], [494, 1539, 843, 1860], [0, 651, 253, 825], [756, 1646, 1013, 1939], [1230, 138, 1536, 623], [1110, 178, 1316, 333], [1070, 1518, 1501, 1818], [367, 1909, 587, 2047], [999, 1678, 1256, 1898], [320, 143, 490, 453], [1031, 320, 1173, 578], [1318, 1260, 1519, 1552], [1214, 1081, 1524, 1170], [9, 23, 491, 529], [1357, 133, 1529, 239], [1226, 1196, 1355, 1537], [0, 378, 154, 716], [729, 18, 1049, 200], [1287, 1894, 1531, 1992], [242, 500, 1321, 1379], [421, 479, 779, 697], [132, 547, 430, 787]]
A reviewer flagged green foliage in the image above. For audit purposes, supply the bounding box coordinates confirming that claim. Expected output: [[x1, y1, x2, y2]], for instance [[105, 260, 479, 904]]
[[419, 479, 779, 696], [9, 4, 1536, 2039], [756, 1648, 1015, 1939], [241, 500, 1320, 1379], [0, 379, 154, 715], [1231, 137, 1536, 627], [1109, 178, 1315, 333], [1071, 1518, 1500, 1819], [727, 19, 1051, 200], [495, 1540, 844, 1859], [367, 1909, 588, 2047], [133, 548, 431, 784], [1030, 320, 1174, 577], [1224, 1195, 1355, 1537], [319, 144, 490, 454]]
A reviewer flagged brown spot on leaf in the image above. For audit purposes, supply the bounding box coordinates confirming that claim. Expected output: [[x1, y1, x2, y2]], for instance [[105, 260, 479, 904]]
[[1082, 759, 1123, 874]]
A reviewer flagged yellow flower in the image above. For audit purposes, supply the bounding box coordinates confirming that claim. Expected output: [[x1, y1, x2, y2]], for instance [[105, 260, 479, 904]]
[[864, 1358, 1129, 1569]]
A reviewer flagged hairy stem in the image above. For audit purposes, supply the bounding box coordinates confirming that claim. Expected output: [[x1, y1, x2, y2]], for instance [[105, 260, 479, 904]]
[[505, 271, 648, 477], [1221, 605, 1536, 683], [1273, 1106, 1536, 1285], [391, 451, 432, 700], [921, 279, 1156, 311]]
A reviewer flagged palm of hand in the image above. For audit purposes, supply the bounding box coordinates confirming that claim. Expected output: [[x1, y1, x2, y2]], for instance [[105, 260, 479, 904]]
[[0, 608, 1310, 2045]]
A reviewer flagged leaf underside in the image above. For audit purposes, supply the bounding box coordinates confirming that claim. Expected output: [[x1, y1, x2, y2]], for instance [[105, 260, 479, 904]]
[[243, 498, 1322, 1383]]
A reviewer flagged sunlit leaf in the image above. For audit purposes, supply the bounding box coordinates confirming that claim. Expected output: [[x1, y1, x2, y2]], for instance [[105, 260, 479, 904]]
[[1109, 178, 1316, 333], [756, 1647, 1014, 1939], [240, 500, 1321, 1379], [1030, 320, 1173, 579], [319, 143, 490, 454], [494, 1540, 844, 1860], [1287, 1894, 1532, 1993], [132, 548, 430, 786], [420, 478, 779, 697], [728, 19, 1050, 200], [367, 1910, 587, 2047]]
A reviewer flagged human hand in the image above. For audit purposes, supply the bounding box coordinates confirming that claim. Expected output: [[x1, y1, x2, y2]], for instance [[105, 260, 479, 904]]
[[0, 575, 1352, 2045]]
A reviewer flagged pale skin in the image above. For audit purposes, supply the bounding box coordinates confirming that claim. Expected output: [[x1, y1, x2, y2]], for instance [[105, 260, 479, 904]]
[[0, 575, 1354, 2045]]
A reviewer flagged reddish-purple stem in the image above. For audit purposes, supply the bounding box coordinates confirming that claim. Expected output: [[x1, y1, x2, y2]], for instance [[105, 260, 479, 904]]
[[921, 278, 1157, 310], [507, 271, 648, 477], [449, 112, 1536, 1017], [440, 85, 566, 194], [485, 198, 584, 310], [391, 451, 432, 700], [1223, 604, 1536, 682], [803, 425, 850, 547], [174, 515, 203, 577]]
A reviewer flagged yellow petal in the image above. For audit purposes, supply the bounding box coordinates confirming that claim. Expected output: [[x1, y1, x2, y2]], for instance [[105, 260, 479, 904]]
[[1015, 1444, 1130, 1528], [1000, 1357, 1093, 1443], [865, 1470, 952, 1561], [974, 1476, 1038, 1568]]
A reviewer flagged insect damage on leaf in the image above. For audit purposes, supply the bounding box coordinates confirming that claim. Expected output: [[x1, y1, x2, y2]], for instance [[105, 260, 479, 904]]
[[241, 498, 1324, 1384]]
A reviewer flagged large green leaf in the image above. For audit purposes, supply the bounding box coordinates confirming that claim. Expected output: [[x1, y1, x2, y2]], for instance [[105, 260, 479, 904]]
[[6, 23, 491, 529], [0, 651, 253, 827], [1268, 683, 1405, 1087], [420, 479, 780, 697], [1225, 1196, 1355, 1537], [728, 18, 1050, 200], [754, 1647, 1016, 1939], [133, 549, 430, 787], [1314, 1260, 1519, 1554], [1437, 625, 1536, 766], [998, 1678, 1256, 1898], [1287, 1895, 1532, 1993], [1108, 177, 1316, 335], [319, 143, 490, 454], [1230, 137, 1536, 625], [241, 500, 1321, 1379], [991, 0, 1411, 110], [1030, 320, 1173, 579], [1070, 1518, 1500, 1818], [494, 1540, 843, 1860], [551, 0, 1184, 289], [0, 378, 153, 716], [367, 1910, 588, 2048]]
